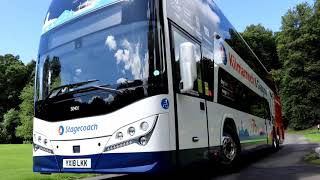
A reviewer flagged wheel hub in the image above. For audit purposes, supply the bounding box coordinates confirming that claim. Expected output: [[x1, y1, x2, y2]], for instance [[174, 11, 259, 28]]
[[222, 136, 237, 161]]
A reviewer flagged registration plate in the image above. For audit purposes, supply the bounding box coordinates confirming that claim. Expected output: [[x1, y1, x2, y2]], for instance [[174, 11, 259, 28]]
[[63, 159, 91, 169]]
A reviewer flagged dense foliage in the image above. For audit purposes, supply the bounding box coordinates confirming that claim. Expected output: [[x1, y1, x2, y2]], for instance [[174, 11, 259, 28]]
[[241, 24, 281, 71], [274, 1, 320, 130], [16, 83, 34, 143], [0, 55, 35, 143], [240, 1, 320, 130]]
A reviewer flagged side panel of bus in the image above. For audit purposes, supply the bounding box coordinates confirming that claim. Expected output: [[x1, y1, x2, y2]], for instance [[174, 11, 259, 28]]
[[275, 96, 285, 143], [164, 0, 274, 167]]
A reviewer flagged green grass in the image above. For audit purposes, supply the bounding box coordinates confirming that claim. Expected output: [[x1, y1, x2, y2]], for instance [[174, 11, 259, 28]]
[[304, 134, 320, 143], [287, 127, 320, 143], [0, 144, 97, 180], [305, 152, 320, 165]]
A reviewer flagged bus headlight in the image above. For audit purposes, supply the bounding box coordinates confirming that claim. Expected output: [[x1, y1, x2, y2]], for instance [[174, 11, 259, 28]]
[[128, 127, 135, 136], [140, 122, 149, 131], [104, 115, 158, 152], [33, 132, 54, 154], [116, 132, 124, 140], [38, 136, 42, 143], [139, 136, 147, 146]]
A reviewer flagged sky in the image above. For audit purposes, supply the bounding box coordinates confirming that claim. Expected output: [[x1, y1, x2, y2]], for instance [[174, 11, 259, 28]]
[[0, 0, 315, 64]]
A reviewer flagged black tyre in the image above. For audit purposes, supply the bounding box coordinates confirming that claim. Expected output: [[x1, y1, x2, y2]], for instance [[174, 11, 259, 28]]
[[221, 130, 240, 167], [272, 129, 280, 151]]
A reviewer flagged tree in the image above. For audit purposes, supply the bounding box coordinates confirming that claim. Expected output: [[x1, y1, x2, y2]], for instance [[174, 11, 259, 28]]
[[2, 109, 21, 143], [15, 59, 36, 143], [274, 2, 320, 130], [0, 54, 29, 122], [242, 24, 281, 71], [16, 83, 34, 143], [0, 123, 7, 143]]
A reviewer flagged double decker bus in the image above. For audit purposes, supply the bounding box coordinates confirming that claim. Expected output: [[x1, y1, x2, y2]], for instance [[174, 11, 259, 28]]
[[33, 0, 283, 174]]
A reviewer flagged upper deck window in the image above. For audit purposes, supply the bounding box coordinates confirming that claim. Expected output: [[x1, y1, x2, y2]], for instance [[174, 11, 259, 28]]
[[43, 0, 120, 34]]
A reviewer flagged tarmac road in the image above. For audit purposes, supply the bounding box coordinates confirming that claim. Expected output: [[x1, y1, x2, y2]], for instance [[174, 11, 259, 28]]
[[82, 134, 320, 180], [214, 134, 320, 180]]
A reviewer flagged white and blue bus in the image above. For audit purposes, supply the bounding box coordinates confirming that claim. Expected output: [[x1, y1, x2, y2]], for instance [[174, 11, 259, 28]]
[[33, 0, 281, 174]]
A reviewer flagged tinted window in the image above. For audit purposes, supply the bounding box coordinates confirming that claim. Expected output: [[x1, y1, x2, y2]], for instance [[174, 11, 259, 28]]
[[225, 30, 268, 84], [205, 3, 272, 90], [201, 47, 214, 101], [218, 68, 270, 119], [167, 0, 273, 92]]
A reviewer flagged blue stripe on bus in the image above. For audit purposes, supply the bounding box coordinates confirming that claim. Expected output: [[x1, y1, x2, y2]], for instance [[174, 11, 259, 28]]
[[33, 151, 175, 174]]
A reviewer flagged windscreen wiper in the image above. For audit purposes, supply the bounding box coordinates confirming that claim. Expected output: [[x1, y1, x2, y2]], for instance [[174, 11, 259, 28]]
[[91, 86, 123, 95], [44, 79, 99, 101]]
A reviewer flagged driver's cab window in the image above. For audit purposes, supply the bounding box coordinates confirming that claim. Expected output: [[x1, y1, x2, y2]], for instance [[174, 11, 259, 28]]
[[171, 27, 203, 97]]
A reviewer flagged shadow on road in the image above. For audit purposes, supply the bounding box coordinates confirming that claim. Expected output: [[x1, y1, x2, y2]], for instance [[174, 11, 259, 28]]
[[94, 144, 320, 180]]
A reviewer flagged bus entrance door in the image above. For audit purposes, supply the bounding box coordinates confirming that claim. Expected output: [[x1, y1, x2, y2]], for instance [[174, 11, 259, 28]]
[[170, 25, 209, 167]]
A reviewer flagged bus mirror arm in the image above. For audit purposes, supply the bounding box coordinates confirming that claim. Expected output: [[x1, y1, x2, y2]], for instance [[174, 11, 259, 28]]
[[179, 42, 197, 93]]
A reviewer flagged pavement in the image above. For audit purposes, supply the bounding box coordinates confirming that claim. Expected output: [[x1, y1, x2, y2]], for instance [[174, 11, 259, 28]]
[[81, 134, 320, 180]]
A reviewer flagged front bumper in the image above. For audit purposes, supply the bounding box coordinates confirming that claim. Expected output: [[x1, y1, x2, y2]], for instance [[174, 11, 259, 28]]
[[33, 151, 175, 173]]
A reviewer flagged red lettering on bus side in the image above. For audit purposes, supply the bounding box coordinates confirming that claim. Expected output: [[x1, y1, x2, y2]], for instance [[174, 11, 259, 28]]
[[229, 53, 235, 68], [228, 52, 258, 87]]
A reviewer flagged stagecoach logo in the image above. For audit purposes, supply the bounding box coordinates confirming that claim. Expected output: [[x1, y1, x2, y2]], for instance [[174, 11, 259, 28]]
[[219, 42, 228, 65], [58, 126, 65, 135], [161, 98, 170, 110], [58, 124, 98, 135]]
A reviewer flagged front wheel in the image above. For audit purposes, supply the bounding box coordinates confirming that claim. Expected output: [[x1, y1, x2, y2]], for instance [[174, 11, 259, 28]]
[[221, 131, 240, 166]]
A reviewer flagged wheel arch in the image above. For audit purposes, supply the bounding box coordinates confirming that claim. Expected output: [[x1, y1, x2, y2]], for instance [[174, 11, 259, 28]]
[[220, 115, 240, 145], [223, 118, 238, 135], [220, 113, 237, 134], [223, 116, 241, 145]]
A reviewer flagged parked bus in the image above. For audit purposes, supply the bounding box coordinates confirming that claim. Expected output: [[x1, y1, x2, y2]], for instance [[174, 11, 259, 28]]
[[33, 0, 283, 174]]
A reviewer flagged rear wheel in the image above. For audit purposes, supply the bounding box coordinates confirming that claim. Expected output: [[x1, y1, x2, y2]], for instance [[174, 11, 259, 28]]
[[272, 129, 280, 151]]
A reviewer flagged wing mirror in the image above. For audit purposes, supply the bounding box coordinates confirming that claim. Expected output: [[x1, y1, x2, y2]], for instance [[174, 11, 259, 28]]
[[179, 42, 197, 93]]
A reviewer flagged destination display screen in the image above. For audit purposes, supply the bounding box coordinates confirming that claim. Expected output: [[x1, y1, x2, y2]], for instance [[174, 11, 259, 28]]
[[43, 0, 119, 34]]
